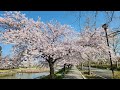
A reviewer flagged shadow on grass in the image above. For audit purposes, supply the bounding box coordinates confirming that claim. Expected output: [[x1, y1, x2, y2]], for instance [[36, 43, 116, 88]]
[[41, 67, 72, 79]]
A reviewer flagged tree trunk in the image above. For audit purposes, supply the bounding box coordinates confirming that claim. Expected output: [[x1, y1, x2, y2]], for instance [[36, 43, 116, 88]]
[[49, 61, 55, 79], [63, 64, 66, 73], [81, 62, 83, 70], [88, 60, 91, 75], [116, 61, 118, 69], [97, 61, 99, 68]]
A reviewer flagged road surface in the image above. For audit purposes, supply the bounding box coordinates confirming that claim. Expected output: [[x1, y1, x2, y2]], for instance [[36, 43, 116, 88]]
[[83, 67, 113, 79], [63, 66, 86, 79]]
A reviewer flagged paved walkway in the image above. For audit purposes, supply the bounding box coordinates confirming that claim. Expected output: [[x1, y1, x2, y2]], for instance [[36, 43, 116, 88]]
[[63, 66, 86, 79], [83, 67, 112, 79]]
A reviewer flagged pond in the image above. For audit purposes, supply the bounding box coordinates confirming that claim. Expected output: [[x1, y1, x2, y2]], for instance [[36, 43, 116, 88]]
[[0, 72, 49, 79]]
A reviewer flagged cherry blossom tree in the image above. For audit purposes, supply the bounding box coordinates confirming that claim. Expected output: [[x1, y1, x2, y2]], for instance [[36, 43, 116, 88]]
[[0, 11, 76, 79], [0, 11, 117, 78], [73, 26, 116, 75]]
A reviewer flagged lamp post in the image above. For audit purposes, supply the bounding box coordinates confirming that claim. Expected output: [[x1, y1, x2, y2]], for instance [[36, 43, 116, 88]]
[[0, 46, 2, 61], [102, 24, 114, 78]]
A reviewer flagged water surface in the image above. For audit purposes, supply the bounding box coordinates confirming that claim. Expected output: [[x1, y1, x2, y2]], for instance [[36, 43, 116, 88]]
[[0, 72, 49, 79]]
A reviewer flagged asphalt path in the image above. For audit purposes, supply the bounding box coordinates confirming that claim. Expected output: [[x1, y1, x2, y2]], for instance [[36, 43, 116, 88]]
[[83, 67, 113, 79]]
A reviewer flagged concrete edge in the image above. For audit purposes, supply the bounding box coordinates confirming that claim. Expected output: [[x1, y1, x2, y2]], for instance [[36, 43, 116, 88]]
[[79, 71, 86, 79]]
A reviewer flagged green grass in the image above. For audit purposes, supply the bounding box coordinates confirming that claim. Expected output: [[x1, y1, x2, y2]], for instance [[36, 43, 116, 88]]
[[0, 70, 16, 77], [78, 64, 120, 71], [11, 67, 49, 73], [80, 70, 104, 79], [41, 67, 72, 79], [77, 66, 104, 79], [90, 64, 120, 71], [41, 74, 64, 79], [114, 71, 120, 79], [0, 70, 11, 73]]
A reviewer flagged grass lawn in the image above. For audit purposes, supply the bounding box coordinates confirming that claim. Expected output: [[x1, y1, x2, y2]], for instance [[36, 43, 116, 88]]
[[40, 74, 64, 79], [0, 70, 12, 73], [41, 67, 72, 79], [79, 70, 104, 79], [114, 71, 120, 79], [77, 66, 102, 79], [0, 70, 16, 77], [13, 67, 49, 73]]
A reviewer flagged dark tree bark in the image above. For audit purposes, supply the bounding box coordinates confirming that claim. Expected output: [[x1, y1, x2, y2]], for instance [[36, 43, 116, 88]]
[[116, 61, 118, 69], [63, 63, 66, 73], [46, 56, 61, 79], [49, 60, 55, 79], [88, 60, 91, 75], [81, 62, 83, 70]]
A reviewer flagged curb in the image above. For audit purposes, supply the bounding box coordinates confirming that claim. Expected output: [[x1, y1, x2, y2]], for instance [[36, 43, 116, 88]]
[[76, 67, 86, 79], [79, 71, 86, 79], [77, 68, 87, 79]]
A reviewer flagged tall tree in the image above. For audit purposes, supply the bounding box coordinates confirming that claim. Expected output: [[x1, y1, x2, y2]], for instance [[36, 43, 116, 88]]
[[0, 11, 76, 79]]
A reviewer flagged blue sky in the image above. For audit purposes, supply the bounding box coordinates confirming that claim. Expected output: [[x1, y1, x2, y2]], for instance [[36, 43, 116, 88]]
[[0, 11, 120, 57]]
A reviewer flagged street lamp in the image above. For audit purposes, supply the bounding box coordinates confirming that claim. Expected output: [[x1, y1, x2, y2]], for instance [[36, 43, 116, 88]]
[[102, 23, 114, 78], [0, 46, 2, 60], [102, 23, 108, 30]]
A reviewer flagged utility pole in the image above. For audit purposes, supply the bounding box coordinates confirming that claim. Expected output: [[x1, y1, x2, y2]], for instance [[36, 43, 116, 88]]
[[0, 46, 2, 61], [102, 24, 114, 78]]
